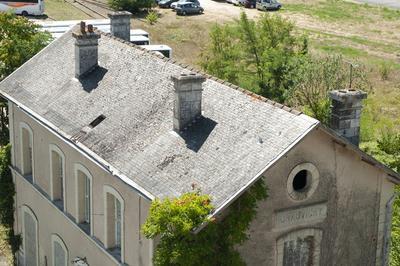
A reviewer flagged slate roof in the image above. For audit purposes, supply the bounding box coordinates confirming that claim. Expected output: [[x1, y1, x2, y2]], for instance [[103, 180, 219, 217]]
[[0, 29, 319, 213]]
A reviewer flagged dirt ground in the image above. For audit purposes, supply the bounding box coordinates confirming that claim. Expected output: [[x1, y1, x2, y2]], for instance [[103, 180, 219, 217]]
[[131, 0, 400, 66]]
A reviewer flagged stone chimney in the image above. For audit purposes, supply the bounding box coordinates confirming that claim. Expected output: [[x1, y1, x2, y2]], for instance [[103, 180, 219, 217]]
[[108, 11, 132, 41], [329, 89, 367, 146], [72, 22, 101, 78], [171, 73, 206, 132]]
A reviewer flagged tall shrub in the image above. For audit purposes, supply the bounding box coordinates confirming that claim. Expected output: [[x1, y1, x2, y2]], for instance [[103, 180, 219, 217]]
[[142, 179, 268, 266], [201, 12, 307, 103]]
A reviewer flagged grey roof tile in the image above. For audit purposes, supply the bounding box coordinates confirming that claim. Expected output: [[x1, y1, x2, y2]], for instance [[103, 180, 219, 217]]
[[0, 30, 319, 210]]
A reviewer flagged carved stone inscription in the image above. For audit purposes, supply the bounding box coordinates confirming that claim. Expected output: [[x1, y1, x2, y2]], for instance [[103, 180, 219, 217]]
[[276, 203, 327, 228]]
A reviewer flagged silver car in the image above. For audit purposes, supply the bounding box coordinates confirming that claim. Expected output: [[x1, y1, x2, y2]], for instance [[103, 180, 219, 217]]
[[176, 2, 204, 15], [171, 0, 199, 9], [256, 0, 281, 11]]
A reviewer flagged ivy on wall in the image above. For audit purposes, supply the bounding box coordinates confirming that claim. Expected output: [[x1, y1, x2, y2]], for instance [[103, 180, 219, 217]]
[[142, 179, 268, 266], [0, 144, 20, 264]]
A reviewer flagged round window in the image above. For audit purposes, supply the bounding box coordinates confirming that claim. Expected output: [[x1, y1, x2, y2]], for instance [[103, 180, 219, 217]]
[[287, 163, 319, 201]]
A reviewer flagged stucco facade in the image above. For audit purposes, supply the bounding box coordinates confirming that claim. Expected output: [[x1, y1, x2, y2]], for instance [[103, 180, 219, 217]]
[[9, 98, 397, 266], [1, 19, 398, 266], [238, 127, 396, 266], [9, 103, 153, 266]]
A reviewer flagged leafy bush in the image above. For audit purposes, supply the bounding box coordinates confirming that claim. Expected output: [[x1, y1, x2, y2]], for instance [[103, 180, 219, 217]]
[[0, 98, 8, 146], [0, 225, 13, 265], [143, 179, 268, 266], [108, 0, 154, 13], [146, 10, 159, 25]]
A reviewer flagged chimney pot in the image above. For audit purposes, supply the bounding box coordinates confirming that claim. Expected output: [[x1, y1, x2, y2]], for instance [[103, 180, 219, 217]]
[[72, 22, 101, 78], [108, 11, 132, 41], [80, 21, 86, 33], [88, 24, 94, 33], [329, 89, 367, 146], [171, 73, 206, 132]]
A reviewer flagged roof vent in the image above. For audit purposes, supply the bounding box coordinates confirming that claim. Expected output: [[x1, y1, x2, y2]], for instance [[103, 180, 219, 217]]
[[89, 114, 106, 128], [72, 21, 101, 79]]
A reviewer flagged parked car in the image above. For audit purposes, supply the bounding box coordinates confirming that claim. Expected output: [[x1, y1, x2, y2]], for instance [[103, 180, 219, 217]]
[[171, 0, 199, 9], [158, 0, 178, 8], [256, 0, 281, 10], [231, 0, 239, 5], [176, 2, 204, 15], [242, 0, 256, 8]]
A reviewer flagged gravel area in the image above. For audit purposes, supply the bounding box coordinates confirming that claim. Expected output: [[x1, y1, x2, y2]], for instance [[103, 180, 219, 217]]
[[353, 0, 400, 9]]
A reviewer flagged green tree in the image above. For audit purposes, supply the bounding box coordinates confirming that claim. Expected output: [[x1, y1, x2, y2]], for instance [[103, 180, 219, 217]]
[[287, 55, 370, 125], [108, 0, 154, 13], [201, 12, 307, 103], [0, 13, 51, 80], [0, 13, 51, 145], [142, 179, 268, 266]]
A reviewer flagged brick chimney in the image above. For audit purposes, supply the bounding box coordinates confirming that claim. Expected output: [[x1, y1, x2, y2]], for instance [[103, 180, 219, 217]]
[[329, 89, 367, 146], [108, 11, 132, 41], [72, 22, 101, 78], [171, 73, 206, 132]]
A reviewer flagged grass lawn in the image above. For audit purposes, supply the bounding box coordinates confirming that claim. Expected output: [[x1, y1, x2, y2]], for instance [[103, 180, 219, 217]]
[[284, 0, 400, 22], [44, 0, 91, 20]]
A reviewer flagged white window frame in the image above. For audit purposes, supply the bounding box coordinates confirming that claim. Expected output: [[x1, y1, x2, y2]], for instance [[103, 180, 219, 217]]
[[51, 234, 68, 266], [103, 185, 125, 263], [21, 205, 39, 266], [19, 122, 34, 181], [49, 144, 66, 211], [74, 164, 93, 235]]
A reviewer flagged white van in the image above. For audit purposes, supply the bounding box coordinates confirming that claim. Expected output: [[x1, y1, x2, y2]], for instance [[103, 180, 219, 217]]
[[0, 0, 44, 16]]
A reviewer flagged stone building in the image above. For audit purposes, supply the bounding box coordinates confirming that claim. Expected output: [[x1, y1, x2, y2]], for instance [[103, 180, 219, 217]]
[[0, 13, 398, 266]]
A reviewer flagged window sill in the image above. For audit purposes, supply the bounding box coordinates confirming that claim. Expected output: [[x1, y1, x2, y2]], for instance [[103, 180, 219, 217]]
[[108, 247, 122, 262], [78, 222, 91, 235]]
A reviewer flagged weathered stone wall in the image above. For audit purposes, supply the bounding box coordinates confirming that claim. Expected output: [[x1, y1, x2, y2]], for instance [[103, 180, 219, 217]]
[[237, 127, 395, 266]]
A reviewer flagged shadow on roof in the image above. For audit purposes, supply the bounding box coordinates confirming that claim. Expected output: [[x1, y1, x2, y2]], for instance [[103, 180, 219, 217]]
[[180, 117, 217, 153], [79, 66, 108, 92]]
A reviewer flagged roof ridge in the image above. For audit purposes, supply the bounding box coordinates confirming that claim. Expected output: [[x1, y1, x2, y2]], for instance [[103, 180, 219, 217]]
[[99, 31, 303, 116]]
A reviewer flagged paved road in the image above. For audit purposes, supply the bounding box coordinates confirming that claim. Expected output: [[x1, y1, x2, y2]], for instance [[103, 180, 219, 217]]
[[353, 0, 400, 9]]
